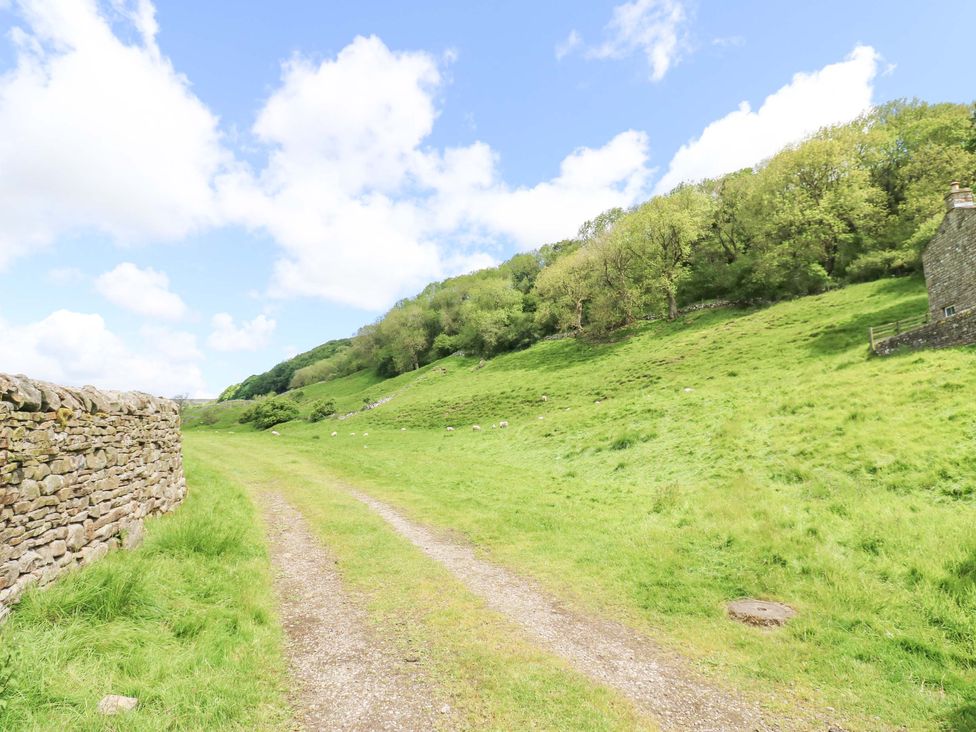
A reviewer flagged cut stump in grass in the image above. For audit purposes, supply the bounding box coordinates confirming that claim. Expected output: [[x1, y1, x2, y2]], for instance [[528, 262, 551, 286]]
[[727, 598, 796, 627]]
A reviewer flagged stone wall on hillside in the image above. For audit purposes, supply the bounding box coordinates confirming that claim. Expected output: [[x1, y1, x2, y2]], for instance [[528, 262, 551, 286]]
[[874, 307, 976, 356], [0, 374, 186, 621]]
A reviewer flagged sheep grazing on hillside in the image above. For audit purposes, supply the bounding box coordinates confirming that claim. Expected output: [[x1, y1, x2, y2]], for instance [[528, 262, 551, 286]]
[[472, 425, 481, 431], [499, 420, 509, 428], [271, 430, 280, 436], [400, 427, 407, 431], [363, 432, 368, 437], [446, 426, 455, 431], [331, 431, 338, 437], [541, 395, 548, 402]]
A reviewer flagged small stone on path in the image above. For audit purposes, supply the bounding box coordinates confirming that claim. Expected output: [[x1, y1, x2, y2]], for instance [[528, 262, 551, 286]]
[[727, 598, 796, 627], [97, 695, 138, 715]]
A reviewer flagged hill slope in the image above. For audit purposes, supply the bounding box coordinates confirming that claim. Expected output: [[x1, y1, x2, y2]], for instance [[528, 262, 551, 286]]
[[186, 276, 976, 729]]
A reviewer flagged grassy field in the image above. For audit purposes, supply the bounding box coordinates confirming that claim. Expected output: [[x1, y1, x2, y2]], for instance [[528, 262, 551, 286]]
[[187, 276, 976, 731], [0, 454, 291, 731], [190, 437, 648, 731]]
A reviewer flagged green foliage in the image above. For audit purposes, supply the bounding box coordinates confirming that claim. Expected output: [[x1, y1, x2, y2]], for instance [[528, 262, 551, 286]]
[[218, 99, 976, 391], [239, 399, 300, 430], [307, 398, 337, 422], [0, 647, 14, 714], [216, 383, 240, 402], [229, 338, 352, 400]]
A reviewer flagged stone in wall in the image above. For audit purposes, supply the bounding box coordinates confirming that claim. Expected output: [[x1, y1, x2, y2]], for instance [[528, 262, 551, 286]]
[[0, 373, 186, 621]]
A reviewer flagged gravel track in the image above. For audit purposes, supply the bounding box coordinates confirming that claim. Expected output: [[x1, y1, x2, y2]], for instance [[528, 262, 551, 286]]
[[347, 487, 815, 732], [259, 492, 449, 731]]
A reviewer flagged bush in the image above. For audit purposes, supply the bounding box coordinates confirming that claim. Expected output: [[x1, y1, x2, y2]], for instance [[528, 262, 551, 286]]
[[307, 399, 337, 422], [198, 408, 220, 426], [238, 399, 299, 430]]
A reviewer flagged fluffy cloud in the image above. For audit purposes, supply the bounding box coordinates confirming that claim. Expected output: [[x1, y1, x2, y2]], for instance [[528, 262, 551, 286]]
[[225, 35, 654, 309], [0, 6, 654, 312], [654, 45, 880, 194], [0, 309, 207, 396], [0, 0, 228, 269], [207, 313, 276, 352], [555, 30, 582, 60], [560, 0, 688, 81], [451, 130, 652, 248], [95, 262, 188, 320]]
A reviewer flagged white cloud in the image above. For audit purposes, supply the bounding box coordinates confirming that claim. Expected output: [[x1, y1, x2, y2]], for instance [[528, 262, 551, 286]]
[[225, 35, 654, 310], [140, 324, 202, 362], [654, 45, 880, 194], [0, 310, 207, 397], [586, 0, 688, 81], [207, 313, 276, 352], [555, 30, 582, 60], [46, 266, 85, 284], [95, 262, 188, 320], [452, 130, 653, 248], [0, 8, 656, 312], [0, 0, 228, 269]]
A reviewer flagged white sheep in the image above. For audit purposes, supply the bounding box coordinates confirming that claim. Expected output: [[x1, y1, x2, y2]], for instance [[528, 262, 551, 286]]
[[472, 425, 481, 431], [271, 430, 280, 436], [499, 420, 509, 428], [331, 431, 338, 437], [446, 426, 455, 431]]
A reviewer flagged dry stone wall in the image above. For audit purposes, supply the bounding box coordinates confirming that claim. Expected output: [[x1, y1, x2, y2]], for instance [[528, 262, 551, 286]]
[[874, 307, 976, 355], [0, 373, 186, 621]]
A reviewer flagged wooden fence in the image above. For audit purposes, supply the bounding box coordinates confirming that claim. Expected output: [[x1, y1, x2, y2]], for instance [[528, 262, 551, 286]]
[[868, 312, 929, 351]]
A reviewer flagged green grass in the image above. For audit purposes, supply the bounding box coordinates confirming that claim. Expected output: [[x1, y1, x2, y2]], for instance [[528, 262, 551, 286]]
[[189, 276, 976, 730], [0, 454, 290, 731], [188, 435, 646, 731]]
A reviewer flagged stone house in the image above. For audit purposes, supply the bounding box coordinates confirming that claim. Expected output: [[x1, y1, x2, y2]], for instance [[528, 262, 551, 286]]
[[923, 182, 976, 321]]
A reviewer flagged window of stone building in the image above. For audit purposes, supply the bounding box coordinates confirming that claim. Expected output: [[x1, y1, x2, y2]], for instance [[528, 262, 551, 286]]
[[944, 305, 957, 317]]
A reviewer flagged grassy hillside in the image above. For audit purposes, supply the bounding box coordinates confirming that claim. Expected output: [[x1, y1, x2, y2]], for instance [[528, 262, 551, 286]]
[[186, 276, 976, 729]]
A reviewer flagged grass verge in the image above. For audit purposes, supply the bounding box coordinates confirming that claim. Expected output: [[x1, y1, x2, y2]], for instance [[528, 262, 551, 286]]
[[0, 453, 291, 731]]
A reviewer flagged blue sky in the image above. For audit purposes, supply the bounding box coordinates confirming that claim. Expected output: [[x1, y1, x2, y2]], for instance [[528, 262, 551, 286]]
[[0, 0, 971, 397]]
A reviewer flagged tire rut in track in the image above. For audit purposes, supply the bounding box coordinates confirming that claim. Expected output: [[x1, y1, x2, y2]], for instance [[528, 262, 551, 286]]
[[259, 491, 450, 731], [346, 487, 821, 732]]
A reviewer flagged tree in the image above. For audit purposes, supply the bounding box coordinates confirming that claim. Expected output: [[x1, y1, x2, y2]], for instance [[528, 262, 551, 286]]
[[617, 186, 715, 319], [379, 303, 430, 372], [172, 393, 190, 421], [533, 248, 596, 333]]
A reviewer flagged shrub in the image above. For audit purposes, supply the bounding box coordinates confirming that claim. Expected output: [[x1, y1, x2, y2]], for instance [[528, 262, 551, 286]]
[[307, 399, 337, 422], [239, 399, 299, 430], [198, 408, 220, 426]]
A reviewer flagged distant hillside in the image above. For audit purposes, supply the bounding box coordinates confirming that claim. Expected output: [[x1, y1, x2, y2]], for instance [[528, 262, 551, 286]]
[[221, 99, 976, 399], [220, 338, 352, 401]]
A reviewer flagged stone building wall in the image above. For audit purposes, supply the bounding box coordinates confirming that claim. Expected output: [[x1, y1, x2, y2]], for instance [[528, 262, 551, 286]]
[[923, 205, 976, 321], [874, 307, 976, 356], [0, 374, 186, 621]]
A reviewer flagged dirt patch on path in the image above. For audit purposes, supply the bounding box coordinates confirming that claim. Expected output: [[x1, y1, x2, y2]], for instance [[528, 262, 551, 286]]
[[258, 492, 449, 731], [348, 488, 817, 732]]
